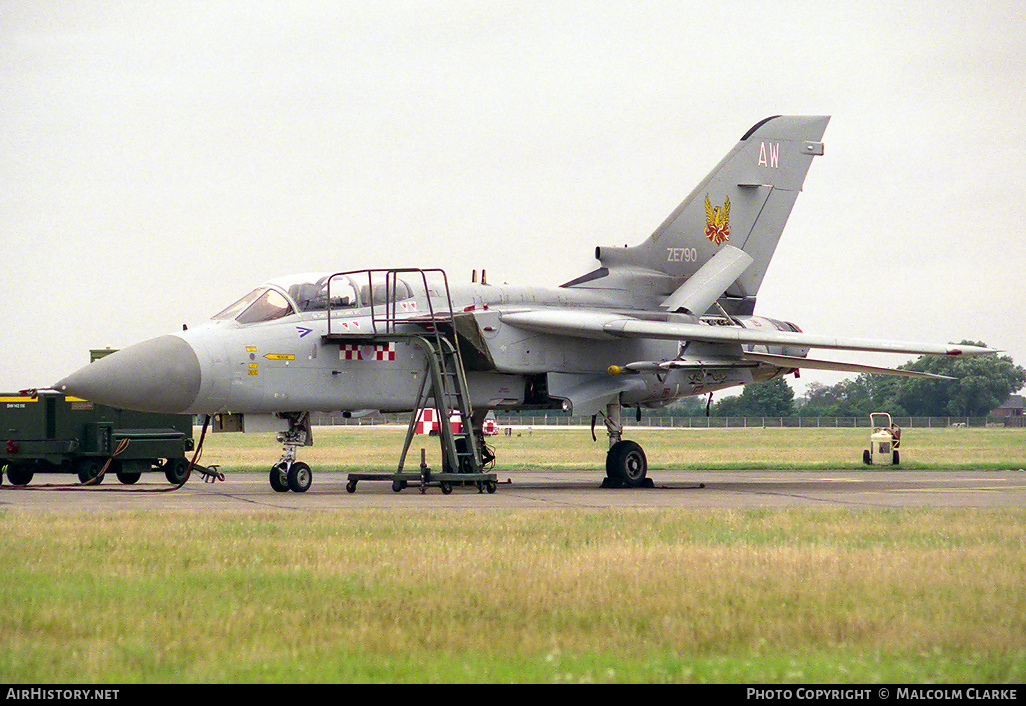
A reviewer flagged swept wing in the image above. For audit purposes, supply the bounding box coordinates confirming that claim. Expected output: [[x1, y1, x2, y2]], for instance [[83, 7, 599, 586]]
[[498, 309, 997, 357]]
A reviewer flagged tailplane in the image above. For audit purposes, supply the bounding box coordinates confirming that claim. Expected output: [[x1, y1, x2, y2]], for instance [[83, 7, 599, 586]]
[[573, 116, 829, 314]]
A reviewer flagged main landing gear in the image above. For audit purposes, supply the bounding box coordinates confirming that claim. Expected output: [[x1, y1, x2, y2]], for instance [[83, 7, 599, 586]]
[[599, 402, 653, 489], [269, 412, 313, 493]]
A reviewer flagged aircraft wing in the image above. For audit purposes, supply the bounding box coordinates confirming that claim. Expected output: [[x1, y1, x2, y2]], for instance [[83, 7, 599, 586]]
[[740, 352, 954, 379], [615, 353, 950, 379], [498, 309, 997, 357]]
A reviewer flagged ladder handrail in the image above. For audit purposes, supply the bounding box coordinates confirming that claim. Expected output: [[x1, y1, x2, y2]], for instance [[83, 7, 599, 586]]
[[324, 269, 482, 474], [325, 268, 467, 394], [326, 268, 447, 331]]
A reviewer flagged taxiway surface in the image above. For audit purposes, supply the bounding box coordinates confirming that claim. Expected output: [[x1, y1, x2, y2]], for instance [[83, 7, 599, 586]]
[[2, 469, 1024, 511]]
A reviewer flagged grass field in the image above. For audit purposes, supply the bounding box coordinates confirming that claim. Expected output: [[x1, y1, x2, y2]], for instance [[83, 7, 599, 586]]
[[196, 425, 1026, 472], [0, 509, 1023, 683], [2, 426, 1023, 684]]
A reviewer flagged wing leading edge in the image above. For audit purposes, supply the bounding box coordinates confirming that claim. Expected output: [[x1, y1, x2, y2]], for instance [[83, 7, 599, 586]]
[[498, 309, 997, 357]]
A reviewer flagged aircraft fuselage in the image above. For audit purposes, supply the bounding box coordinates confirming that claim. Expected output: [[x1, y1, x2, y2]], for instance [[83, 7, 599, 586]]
[[54, 272, 790, 418]]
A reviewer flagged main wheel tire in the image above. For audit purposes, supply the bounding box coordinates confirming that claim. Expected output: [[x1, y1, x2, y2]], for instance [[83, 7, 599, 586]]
[[287, 462, 312, 493], [606, 440, 648, 488]]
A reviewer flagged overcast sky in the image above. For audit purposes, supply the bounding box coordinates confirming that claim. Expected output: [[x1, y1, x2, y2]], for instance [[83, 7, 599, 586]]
[[3, 1, 1024, 398]]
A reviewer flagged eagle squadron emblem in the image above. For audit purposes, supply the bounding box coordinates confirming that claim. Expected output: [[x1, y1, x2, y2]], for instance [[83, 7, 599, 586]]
[[704, 194, 730, 245]]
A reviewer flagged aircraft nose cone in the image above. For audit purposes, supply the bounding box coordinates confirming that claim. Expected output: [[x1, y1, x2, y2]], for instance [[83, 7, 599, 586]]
[[54, 335, 202, 414]]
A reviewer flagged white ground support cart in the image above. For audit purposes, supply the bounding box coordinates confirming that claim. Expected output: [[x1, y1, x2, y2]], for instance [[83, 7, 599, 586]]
[[863, 412, 901, 466]]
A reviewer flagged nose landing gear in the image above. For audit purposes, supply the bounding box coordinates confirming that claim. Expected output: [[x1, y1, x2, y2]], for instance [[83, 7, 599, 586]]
[[269, 412, 313, 493], [270, 460, 313, 493]]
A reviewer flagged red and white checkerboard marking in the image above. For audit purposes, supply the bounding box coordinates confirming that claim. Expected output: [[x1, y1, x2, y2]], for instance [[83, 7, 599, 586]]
[[339, 342, 396, 361]]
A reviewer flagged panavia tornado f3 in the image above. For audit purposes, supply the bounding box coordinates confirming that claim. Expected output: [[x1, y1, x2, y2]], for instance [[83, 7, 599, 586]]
[[54, 116, 997, 492]]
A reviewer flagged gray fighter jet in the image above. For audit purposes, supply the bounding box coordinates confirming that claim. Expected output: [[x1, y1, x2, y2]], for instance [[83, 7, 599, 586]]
[[53, 116, 996, 491]]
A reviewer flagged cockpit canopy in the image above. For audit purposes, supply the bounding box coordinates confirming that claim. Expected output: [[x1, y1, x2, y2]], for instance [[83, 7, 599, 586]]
[[211, 273, 415, 324], [212, 287, 295, 324]]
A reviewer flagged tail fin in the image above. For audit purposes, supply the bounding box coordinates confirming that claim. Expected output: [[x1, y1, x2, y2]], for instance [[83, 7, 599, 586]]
[[589, 115, 829, 314]]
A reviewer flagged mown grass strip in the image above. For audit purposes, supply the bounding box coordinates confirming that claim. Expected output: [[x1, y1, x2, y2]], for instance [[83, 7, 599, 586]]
[[1, 508, 1023, 683]]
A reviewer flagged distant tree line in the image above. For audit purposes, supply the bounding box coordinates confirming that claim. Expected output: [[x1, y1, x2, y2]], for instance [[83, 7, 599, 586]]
[[695, 342, 1025, 418], [494, 343, 1024, 420]]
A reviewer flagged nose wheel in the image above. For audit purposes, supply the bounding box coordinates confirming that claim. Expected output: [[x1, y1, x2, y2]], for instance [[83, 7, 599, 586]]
[[270, 461, 312, 493], [270, 463, 289, 492], [269, 412, 313, 492]]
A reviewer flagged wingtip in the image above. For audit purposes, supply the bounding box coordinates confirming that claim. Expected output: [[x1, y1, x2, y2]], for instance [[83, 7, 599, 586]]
[[946, 345, 1002, 356]]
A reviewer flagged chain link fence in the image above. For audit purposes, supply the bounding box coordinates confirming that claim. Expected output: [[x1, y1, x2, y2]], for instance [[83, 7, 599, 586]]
[[310, 412, 1024, 429]]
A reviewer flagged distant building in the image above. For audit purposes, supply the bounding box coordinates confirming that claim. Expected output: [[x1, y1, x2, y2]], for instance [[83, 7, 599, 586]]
[[992, 395, 1025, 417]]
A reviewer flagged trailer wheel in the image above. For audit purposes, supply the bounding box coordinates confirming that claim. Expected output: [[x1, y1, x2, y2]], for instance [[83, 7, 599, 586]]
[[163, 458, 189, 485], [6, 464, 33, 486], [116, 471, 142, 484], [76, 460, 104, 484]]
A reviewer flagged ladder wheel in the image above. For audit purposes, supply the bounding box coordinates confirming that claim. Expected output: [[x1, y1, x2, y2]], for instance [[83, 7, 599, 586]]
[[391, 480, 406, 492], [440, 481, 453, 495], [346, 480, 358, 493]]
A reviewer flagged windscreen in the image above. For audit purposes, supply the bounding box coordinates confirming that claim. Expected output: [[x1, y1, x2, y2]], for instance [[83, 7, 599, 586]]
[[211, 289, 263, 321], [236, 288, 294, 324], [211, 288, 295, 324]]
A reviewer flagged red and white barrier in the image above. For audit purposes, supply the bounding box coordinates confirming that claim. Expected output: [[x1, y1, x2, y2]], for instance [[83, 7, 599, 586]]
[[414, 409, 498, 435]]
